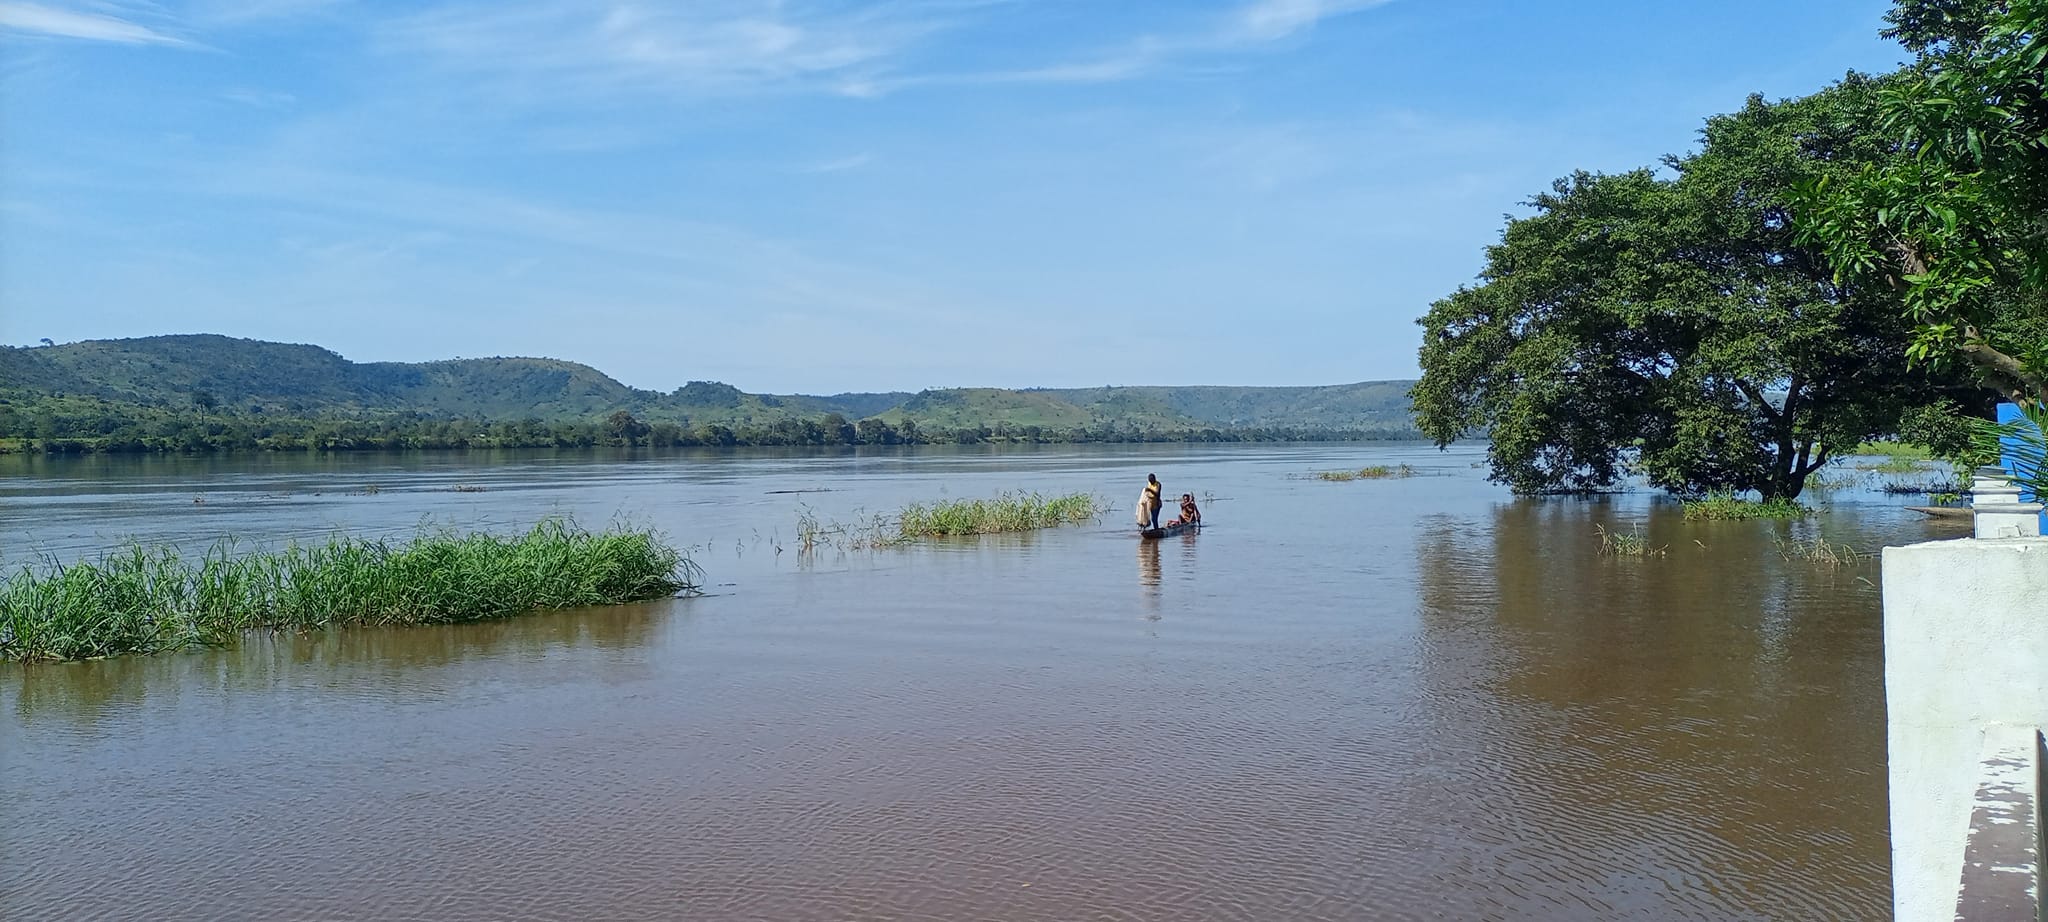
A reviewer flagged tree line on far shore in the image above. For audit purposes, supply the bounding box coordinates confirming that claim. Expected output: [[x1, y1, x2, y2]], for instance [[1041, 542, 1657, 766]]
[[0, 399, 1413, 455]]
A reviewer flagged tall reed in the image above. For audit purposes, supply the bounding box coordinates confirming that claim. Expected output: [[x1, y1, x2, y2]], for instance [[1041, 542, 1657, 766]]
[[1, 519, 699, 662], [896, 492, 1101, 538]]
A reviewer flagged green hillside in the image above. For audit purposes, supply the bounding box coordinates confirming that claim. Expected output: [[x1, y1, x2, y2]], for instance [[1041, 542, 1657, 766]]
[[0, 336, 1418, 448], [1045, 381, 1415, 430], [874, 388, 1101, 429]]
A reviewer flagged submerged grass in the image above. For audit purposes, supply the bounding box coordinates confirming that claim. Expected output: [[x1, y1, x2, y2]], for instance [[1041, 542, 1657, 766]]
[[796, 492, 1102, 552], [1, 519, 699, 662], [1594, 524, 1666, 558], [898, 492, 1101, 538], [1877, 478, 1962, 496], [1681, 493, 1813, 521], [1858, 456, 1928, 473], [1314, 464, 1417, 482], [1852, 440, 1934, 460], [1775, 535, 1870, 566]]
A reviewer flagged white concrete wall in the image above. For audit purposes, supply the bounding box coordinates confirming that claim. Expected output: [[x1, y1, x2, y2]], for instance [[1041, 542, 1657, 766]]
[[1883, 537, 2048, 922]]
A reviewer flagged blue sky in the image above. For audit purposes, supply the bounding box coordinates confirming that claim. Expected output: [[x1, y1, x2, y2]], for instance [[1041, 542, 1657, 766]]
[[2, 0, 1909, 395]]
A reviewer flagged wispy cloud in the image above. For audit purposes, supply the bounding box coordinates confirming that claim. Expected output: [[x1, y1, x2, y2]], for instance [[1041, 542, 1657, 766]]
[[1230, 0, 1387, 43], [372, 0, 1395, 104], [184, 0, 350, 27], [848, 0, 1393, 94], [0, 1, 183, 44]]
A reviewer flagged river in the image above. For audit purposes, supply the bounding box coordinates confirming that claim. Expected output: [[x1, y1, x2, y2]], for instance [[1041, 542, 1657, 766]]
[[0, 443, 1954, 920]]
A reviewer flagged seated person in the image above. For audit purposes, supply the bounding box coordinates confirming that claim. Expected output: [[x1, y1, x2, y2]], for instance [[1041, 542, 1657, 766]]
[[1167, 493, 1201, 526]]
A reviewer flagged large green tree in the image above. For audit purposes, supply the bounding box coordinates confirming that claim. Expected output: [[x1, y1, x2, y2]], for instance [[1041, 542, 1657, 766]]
[[1796, 0, 2048, 402], [1415, 86, 1954, 499]]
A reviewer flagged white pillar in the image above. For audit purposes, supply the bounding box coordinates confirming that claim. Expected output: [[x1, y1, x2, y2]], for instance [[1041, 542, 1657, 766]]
[[1882, 537, 2048, 921]]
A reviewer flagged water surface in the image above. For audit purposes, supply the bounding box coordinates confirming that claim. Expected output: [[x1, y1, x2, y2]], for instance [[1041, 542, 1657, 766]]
[[1, 444, 1950, 920]]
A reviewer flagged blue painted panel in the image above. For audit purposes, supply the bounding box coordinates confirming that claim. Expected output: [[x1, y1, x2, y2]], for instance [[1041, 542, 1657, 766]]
[[1995, 402, 2043, 514]]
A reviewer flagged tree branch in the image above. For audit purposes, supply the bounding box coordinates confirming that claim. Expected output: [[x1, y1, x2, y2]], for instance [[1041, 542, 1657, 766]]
[[1737, 381, 1782, 423], [1959, 326, 2046, 404]]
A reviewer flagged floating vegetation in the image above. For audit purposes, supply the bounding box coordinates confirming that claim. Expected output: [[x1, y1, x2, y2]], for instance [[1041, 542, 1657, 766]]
[[1314, 464, 1417, 482], [0, 519, 698, 663], [1775, 535, 1869, 566], [1857, 456, 1927, 474], [1877, 479, 1961, 496], [1681, 493, 1812, 520], [1802, 468, 1856, 491], [1851, 440, 1934, 460], [796, 492, 1102, 552], [450, 484, 487, 493], [1595, 524, 1666, 558], [899, 492, 1101, 538]]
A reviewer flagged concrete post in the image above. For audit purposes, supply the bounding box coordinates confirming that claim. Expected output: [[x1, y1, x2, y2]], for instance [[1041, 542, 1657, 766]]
[[1882, 537, 2048, 921]]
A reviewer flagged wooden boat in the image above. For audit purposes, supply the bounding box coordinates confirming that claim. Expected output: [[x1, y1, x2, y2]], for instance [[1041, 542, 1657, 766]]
[[1906, 505, 1973, 521], [1140, 521, 1200, 539]]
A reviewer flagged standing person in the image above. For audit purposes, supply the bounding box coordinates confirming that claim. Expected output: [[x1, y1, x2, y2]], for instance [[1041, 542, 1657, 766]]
[[1141, 473, 1163, 530]]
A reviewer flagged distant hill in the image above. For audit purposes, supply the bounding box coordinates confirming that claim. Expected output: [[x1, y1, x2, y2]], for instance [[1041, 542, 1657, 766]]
[[0, 335, 1416, 434], [1044, 382, 1415, 431]]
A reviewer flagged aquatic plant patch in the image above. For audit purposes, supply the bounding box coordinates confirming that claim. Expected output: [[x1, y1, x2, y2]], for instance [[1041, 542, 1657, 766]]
[[897, 492, 1101, 538], [1594, 524, 1666, 558], [795, 492, 1103, 552], [1314, 464, 1417, 482], [1681, 493, 1813, 521], [0, 519, 699, 662]]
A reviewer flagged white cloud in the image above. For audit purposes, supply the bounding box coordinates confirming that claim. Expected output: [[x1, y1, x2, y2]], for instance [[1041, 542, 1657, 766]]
[[1230, 0, 1389, 43], [0, 1, 183, 44]]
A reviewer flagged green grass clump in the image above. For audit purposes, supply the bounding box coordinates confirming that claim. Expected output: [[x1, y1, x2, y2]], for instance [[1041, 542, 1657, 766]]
[[1857, 456, 1927, 473], [1775, 535, 1869, 565], [1, 519, 699, 662], [1681, 493, 1813, 521], [1315, 464, 1416, 482], [1851, 440, 1934, 460], [1595, 524, 1666, 558], [896, 492, 1101, 539]]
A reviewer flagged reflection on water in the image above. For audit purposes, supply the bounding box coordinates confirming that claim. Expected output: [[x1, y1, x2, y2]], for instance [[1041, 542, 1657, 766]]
[[1137, 537, 1162, 620], [1413, 500, 1891, 919], [1, 444, 1937, 921]]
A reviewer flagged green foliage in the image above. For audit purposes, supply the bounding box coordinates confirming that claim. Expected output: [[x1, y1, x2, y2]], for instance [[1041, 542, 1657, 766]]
[[1682, 493, 1814, 520], [1795, 0, 2048, 401], [0, 520, 699, 662], [1043, 381, 1416, 431], [1858, 455, 1930, 472], [1313, 464, 1416, 481], [0, 335, 1422, 452], [1971, 401, 2047, 497], [1415, 84, 1954, 499], [895, 492, 1102, 538], [1852, 439, 1936, 458]]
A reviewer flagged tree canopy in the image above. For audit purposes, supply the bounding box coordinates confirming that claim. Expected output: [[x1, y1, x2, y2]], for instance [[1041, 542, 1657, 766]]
[[1796, 0, 2048, 402], [1415, 85, 1957, 499]]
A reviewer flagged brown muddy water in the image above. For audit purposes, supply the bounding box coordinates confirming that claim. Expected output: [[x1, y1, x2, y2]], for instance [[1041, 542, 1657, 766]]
[[0, 443, 1961, 920]]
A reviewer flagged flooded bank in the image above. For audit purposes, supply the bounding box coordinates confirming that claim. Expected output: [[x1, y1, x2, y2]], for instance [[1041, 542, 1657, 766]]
[[1, 444, 1949, 920]]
